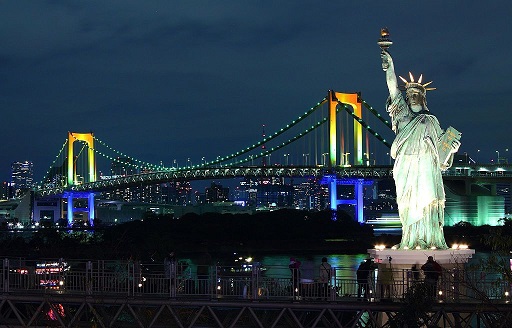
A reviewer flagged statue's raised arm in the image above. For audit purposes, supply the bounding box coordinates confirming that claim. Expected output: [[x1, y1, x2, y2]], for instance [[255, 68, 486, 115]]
[[378, 28, 400, 99], [381, 50, 400, 99]]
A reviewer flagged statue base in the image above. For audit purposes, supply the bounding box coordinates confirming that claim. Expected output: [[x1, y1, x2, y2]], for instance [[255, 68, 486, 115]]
[[367, 248, 475, 270]]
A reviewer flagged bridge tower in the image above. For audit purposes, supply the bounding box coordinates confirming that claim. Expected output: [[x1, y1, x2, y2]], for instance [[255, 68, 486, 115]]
[[66, 132, 96, 227], [327, 91, 366, 222]]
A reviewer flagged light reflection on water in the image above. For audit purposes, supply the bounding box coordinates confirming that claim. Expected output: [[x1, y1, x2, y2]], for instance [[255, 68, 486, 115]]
[[180, 251, 494, 281], [260, 254, 368, 280], [180, 253, 370, 280]]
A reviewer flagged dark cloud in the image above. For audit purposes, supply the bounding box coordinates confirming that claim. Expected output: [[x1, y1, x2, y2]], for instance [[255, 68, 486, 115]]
[[0, 1, 511, 180]]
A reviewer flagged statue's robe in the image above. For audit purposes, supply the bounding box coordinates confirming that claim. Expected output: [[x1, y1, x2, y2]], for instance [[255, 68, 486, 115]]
[[387, 93, 450, 249]]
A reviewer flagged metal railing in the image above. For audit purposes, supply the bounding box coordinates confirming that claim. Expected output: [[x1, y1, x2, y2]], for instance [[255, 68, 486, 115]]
[[1, 258, 510, 303]]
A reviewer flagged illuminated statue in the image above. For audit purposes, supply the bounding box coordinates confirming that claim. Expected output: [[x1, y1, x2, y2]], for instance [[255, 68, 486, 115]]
[[379, 30, 461, 250]]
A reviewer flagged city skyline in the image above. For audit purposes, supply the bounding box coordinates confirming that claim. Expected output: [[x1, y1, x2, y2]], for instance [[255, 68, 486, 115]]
[[1, 1, 511, 181]]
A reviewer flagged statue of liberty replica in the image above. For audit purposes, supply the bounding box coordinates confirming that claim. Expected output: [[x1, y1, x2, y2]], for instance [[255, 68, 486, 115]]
[[379, 29, 461, 250]]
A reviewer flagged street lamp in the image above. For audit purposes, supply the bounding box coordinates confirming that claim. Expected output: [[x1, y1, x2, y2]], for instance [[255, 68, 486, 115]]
[[342, 152, 351, 166], [496, 150, 500, 164], [284, 154, 289, 166], [322, 153, 328, 166], [302, 153, 309, 166], [386, 152, 392, 165], [363, 153, 372, 166]]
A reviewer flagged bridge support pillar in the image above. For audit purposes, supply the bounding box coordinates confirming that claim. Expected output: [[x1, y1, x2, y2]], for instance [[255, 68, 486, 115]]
[[67, 193, 73, 226], [490, 184, 497, 196], [88, 193, 95, 227], [355, 180, 364, 224], [64, 191, 96, 227], [323, 176, 372, 223], [329, 178, 337, 220], [465, 180, 471, 195]]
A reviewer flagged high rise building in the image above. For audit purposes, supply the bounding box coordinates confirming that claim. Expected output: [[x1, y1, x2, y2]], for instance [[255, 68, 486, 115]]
[[11, 161, 34, 198], [205, 182, 229, 203], [234, 178, 258, 206], [293, 178, 328, 210], [162, 181, 193, 205], [0, 182, 11, 200], [257, 179, 294, 208]]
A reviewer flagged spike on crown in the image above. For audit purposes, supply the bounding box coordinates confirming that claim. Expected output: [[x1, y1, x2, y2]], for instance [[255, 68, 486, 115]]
[[398, 72, 436, 96]]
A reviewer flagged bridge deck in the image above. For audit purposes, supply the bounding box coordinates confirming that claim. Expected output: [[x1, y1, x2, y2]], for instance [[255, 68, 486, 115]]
[[37, 163, 512, 196]]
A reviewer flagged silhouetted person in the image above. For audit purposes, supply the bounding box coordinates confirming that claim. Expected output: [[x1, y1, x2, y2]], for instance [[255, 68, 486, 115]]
[[411, 264, 420, 284], [357, 258, 375, 300], [289, 257, 302, 299], [319, 257, 332, 299], [379, 259, 393, 300], [421, 256, 442, 299], [164, 251, 177, 297]]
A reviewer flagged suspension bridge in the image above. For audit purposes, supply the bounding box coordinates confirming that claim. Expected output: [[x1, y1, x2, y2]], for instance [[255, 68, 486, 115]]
[[34, 91, 395, 226], [31, 90, 511, 227]]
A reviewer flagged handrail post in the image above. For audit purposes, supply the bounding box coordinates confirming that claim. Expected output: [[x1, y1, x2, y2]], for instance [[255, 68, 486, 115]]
[[2, 258, 9, 293], [252, 262, 259, 299], [170, 260, 176, 299], [86, 261, 93, 295], [330, 267, 335, 301], [213, 265, 218, 299], [129, 261, 134, 297]]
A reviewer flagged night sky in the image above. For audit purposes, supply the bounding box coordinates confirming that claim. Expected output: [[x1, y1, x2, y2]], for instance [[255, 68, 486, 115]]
[[1, 1, 511, 182]]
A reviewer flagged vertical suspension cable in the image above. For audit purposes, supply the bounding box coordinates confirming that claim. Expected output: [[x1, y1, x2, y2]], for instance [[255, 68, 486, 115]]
[[313, 105, 317, 165], [339, 106, 344, 167], [314, 105, 318, 166], [345, 107, 351, 165], [320, 102, 325, 166], [365, 105, 370, 165], [94, 136, 97, 181]]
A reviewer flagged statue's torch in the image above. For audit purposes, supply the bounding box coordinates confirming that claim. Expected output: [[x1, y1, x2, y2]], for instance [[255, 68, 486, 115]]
[[378, 28, 393, 71]]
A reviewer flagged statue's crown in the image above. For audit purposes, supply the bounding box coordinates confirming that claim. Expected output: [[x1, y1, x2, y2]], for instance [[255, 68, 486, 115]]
[[399, 72, 436, 95]]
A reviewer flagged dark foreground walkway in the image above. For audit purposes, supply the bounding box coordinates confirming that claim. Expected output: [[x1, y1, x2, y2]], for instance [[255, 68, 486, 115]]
[[2, 258, 512, 327], [1, 293, 512, 327]]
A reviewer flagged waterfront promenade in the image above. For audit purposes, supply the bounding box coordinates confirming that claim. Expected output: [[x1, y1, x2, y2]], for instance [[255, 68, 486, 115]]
[[1, 258, 512, 327]]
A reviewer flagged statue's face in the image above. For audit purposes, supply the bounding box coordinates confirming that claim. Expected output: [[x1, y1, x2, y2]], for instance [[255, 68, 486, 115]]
[[406, 89, 425, 112]]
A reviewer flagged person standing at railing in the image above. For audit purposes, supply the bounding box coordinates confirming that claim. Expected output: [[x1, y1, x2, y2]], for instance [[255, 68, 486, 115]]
[[357, 258, 375, 300], [164, 251, 177, 297], [319, 257, 331, 300], [289, 257, 302, 300], [379, 258, 393, 301], [411, 264, 420, 285], [421, 256, 442, 299]]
